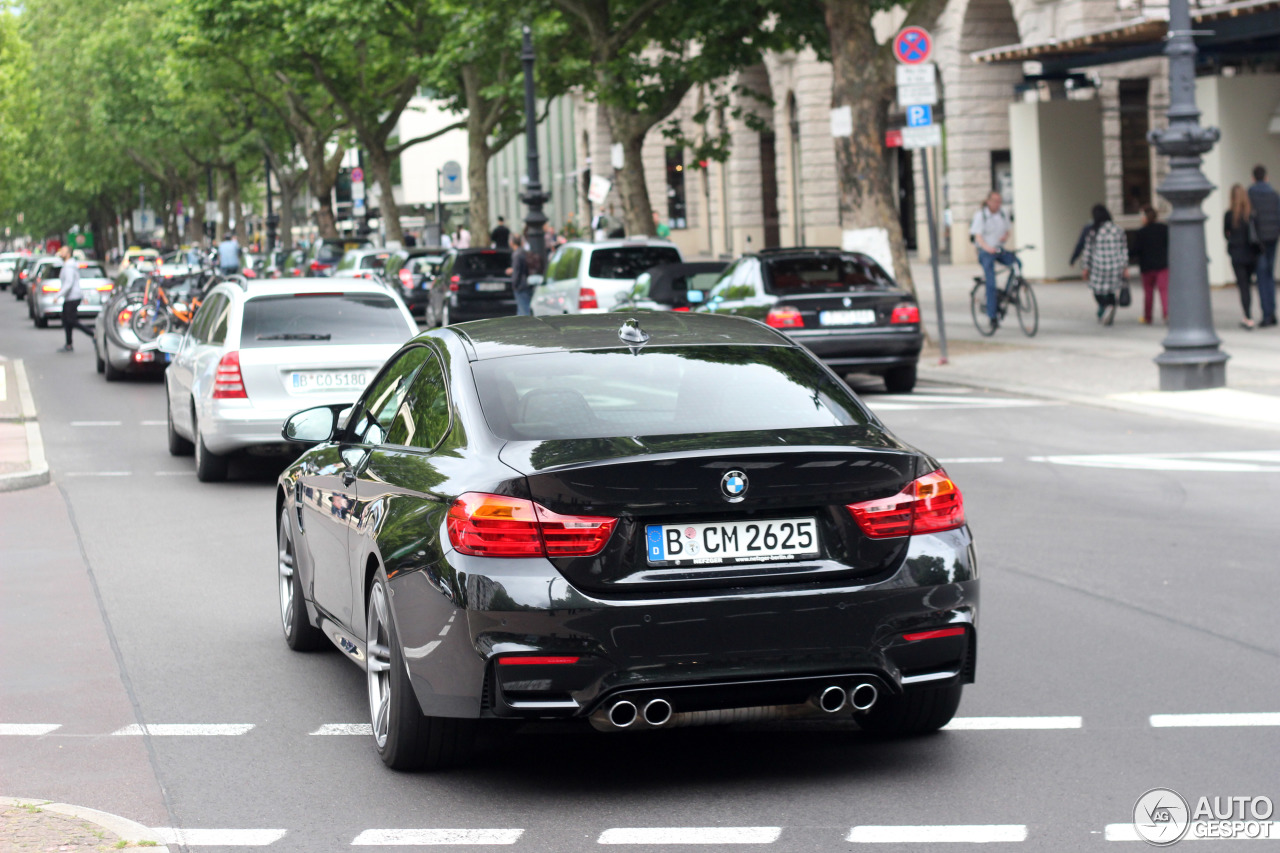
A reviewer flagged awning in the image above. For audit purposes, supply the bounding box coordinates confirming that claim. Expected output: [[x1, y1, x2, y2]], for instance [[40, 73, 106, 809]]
[[971, 0, 1280, 70]]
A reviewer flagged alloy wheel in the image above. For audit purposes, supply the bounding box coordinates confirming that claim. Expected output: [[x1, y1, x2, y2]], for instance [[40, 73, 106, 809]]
[[278, 513, 295, 638], [366, 581, 394, 749]]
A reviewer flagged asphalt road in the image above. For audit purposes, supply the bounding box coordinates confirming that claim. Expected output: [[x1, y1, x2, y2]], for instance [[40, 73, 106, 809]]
[[3, 300, 1279, 852]]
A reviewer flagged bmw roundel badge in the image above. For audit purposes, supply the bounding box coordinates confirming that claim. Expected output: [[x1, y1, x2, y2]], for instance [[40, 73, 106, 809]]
[[721, 470, 748, 502]]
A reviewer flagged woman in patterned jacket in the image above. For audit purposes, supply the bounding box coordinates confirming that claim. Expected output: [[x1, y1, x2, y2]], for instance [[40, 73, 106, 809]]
[[1081, 204, 1129, 325]]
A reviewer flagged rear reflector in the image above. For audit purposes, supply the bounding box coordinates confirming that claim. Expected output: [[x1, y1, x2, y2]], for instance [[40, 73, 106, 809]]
[[398, 268, 413, 288], [766, 306, 804, 328], [891, 304, 920, 324], [846, 469, 965, 538], [902, 627, 966, 643], [496, 656, 581, 666], [578, 288, 599, 310], [133, 351, 155, 363], [116, 308, 133, 326], [212, 351, 248, 399], [447, 492, 616, 558]]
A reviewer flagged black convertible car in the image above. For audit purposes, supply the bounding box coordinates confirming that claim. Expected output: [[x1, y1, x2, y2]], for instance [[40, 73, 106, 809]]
[[276, 313, 977, 770]]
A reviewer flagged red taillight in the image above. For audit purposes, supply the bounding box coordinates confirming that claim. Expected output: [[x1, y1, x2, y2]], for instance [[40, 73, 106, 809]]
[[132, 351, 155, 363], [309, 260, 324, 272], [42, 283, 61, 292], [902, 627, 966, 643], [446, 492, 616, 558], [673, 306, 690, 312], [846, 469, 965, 539], [891, 304, 920, 324], [97, 283, 113, 291], [449, 274, 460, 292], [212, 351, 248, 399], [117, 308, 133, 326], [496, 656, 581, 666], [398, 268, 413, 288], [19, 270, 27, 279], [578, 287, 598, 310], [244, 269, 257, 279], [766, 306, 804, 328]]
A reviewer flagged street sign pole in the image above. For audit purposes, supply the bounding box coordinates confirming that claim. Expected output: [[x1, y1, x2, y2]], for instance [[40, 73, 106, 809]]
[[919, 149, 948, 365]]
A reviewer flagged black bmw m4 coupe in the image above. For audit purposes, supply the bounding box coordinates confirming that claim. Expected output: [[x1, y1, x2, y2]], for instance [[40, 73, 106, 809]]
[[276, 312, 978, 770]]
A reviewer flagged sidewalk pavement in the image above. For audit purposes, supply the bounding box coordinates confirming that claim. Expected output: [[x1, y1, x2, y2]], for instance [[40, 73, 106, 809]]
[[0, 798, 169, 851], [908, 261, 1280, 433], [0, 356, 50, 491]]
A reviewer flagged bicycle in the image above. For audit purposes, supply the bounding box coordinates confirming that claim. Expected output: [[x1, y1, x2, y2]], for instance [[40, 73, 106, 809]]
[[969, 246, 1038, 337]]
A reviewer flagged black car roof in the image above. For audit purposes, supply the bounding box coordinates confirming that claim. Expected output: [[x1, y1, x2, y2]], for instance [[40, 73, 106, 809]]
[[445, 312, 793, 361]]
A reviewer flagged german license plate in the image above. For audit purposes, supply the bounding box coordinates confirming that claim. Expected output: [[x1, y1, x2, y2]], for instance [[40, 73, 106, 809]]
[[289, 370, 372, 393], [476, 281, 506, 292], [645, 517, 819, 566], [819, 309, 875, 326]]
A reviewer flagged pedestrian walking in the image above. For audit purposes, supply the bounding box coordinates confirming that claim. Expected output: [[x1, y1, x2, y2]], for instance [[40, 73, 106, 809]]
[[186, 243, 202, 266], [653, 212, 671, 239], [1130, 206, 1169, 325], [1225, 183, 1262, 330], [1247, 165, 1279, 327], [491, 217, 510, 250], [453, 225, 471, 249], [507, 234, 532, 316], [1080, 204, 1128, 325], [970, 191, 1015, 329], [217, 234, 240, 275], [54, 246, 93, 353]]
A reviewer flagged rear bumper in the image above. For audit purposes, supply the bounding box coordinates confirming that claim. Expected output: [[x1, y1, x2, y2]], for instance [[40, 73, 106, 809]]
[[104, 338, 168, 373], [201, 400, 342, 454], [36, 294, 104, 319], [382, 526, 977, 720], [785, 327, 923, 372]]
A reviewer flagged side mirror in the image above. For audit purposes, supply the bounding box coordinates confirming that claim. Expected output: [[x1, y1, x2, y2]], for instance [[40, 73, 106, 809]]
[[283, 405, 341, 444], [156, 333, 184, 354], [686, 290, 705, 304], [527, 274, 545, 287]]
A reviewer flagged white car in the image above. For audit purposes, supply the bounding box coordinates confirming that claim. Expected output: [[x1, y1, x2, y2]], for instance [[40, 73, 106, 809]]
[[28, 258, 113, 328], [532, 238, 683, 316], [0, 252, 22, 289], [159, 278, 418, 482]]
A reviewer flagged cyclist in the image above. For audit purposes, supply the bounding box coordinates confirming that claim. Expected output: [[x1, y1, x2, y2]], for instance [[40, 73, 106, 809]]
[[971, 191, 1016, 329]]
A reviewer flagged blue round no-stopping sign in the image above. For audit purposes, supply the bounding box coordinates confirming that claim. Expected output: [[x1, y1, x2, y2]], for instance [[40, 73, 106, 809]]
[[894, 27, 933, 65]]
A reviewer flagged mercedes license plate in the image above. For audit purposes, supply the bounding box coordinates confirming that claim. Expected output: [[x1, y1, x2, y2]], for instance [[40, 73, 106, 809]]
[[476, 281, 506, 292], [645, 517, 818, 566], [819, 309, 875, 326], [289, 370, 372, 393]]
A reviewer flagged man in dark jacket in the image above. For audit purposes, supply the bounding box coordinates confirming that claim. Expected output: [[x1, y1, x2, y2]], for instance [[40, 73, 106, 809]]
[[1130, 206, 1169, 324], [490, 217, 510, 251], [1247, 165, 1280, 327], [508, 234, 532, 316]]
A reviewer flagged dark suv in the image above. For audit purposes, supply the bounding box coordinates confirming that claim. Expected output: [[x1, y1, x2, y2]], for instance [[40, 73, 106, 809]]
[[701, 248, 923, 392], [305, 238, 373, 277], [427, 248, 513, 326]]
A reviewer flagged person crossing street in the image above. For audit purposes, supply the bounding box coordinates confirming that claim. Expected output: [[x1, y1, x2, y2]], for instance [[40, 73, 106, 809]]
[[54, 246, 93, 353]]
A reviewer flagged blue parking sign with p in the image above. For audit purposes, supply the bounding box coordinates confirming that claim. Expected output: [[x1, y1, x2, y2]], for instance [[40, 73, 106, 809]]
[[907, 105, 932, 127]]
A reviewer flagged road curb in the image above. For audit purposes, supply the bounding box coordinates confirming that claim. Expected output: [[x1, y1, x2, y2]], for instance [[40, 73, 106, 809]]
[[0, 360, 50, 491], [0, 796, 170, 851]]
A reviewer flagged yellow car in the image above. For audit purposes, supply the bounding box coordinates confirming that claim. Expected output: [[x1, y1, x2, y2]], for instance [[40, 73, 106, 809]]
[[122, 246, 161, 270]]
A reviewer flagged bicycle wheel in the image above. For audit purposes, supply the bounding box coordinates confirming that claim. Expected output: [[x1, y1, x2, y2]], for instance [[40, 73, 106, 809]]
[[970, 283, 996, 337], [131, 304, 170, 342], [1013, 279, 1038, 337]]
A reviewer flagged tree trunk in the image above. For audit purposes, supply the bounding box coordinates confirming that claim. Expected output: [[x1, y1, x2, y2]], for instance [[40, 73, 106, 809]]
[[187, 182, 205, 246], [605, 108, 656, 237], [278, 180, 296, 251], [163, 189, 181, 247], [216, 175, 231, 242], [304, 143, 344, 240], [467, 130, 491, 244], [366, 146, 402, 245]]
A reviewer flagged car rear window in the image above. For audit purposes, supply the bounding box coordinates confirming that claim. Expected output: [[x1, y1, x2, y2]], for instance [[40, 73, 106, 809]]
[[359, 254, 389, 269], [239, 294, 410, 348], [472, 346, 868, 440], [764, 255, 895, 294], [588, 247, 682, 280], [456, 251, 511, 276]]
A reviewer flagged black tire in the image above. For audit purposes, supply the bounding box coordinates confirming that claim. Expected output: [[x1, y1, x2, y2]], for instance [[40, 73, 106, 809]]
[[166, 393, 193, 456], [969, 283, 996, 337], [34, 313, 48, 329], [104, 354, 124, 382], [95, 344, 105, 374], [1013, 279, 1039, 337], [858, 684, 963, 736], [884, 364, 917, 394], [193, 411, 229, 482], [278, 508, 325, 651], [366, 572, 476, 770]]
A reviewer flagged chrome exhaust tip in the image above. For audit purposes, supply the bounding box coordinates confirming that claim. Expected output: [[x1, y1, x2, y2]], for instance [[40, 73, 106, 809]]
[[607, 699, 638, 728], [818, 685, 847, 714], [642, 698, 673, 727], [849, 683, 878, 712]]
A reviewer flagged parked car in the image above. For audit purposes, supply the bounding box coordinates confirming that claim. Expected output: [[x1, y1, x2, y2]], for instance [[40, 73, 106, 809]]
[[425, 247, 513, 326], [265, 249, 305, 279], [304, 237, 374, 277], [613, 261, 728, 312], [334, 248, 394, 281], [28, 258, 113, 329], [9, 255, 36, 299], [533, 238, 683, 316], [700, 248, 924, 393], [122, 246, 161, 271], [0, 252, 22, 291], [385, 249, 446, 318], [158, 277, 418, 481], [274, 312, 976, 770], [94, 268, 206, 381]]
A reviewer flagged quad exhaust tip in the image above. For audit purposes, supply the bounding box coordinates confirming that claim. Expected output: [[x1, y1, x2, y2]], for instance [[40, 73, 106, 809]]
[[642, 698, 673, 727], [607, 699, 638, 728], [818, 685, 847, 714], [850, 683, 878, 712]]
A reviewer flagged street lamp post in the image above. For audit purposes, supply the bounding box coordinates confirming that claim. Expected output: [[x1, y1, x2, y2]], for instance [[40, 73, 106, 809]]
[[1149, 0, 1227, 391], [519, 25, 548, 269], [264, 153, 278, 255]]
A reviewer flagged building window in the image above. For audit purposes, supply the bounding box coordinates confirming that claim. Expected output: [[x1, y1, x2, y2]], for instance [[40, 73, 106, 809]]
[[1119, 79, 1152, 215], [666, 146, 687, 229]]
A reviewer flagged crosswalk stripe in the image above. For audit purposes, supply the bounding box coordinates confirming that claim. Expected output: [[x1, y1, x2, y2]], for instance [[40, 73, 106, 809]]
[[1150, 713, 1280, 727], [153, 828, 286, 846], [598, 827, 782, 844], [311, 723, 373, 736], [353, 829, 523, 845], [944, 716, 1081, 730], [0, 724, 61, 735], [112, 724, 254, 736], [847, 825, 1027, 843]]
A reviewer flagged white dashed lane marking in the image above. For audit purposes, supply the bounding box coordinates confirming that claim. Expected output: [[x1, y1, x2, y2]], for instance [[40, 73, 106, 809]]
[[1029, 450, 1280, 473], [69, 420, 122, 427], [0, 724, 61, 735], [847, 825, 1028, 843], [1105, 822, 1280, 841], [112, 723, 254, 736], [598, 827, 782, 845], [938, 457, 1005, 464], [1150, 713, 1280, 727], [944, 716, 1081, 730], [352, 829, 524, 845], [311, 723, 373, 736], [153, 828, 287, 846]]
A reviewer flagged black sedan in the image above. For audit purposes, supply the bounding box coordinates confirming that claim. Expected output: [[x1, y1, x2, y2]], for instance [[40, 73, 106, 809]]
[[276, 313, 977, 770], [426, 248, 513, 326], [702, 248, 924, 392]]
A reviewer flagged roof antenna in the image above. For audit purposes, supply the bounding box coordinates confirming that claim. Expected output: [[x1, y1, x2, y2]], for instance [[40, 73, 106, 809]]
[[618, 317, 650, 353]]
